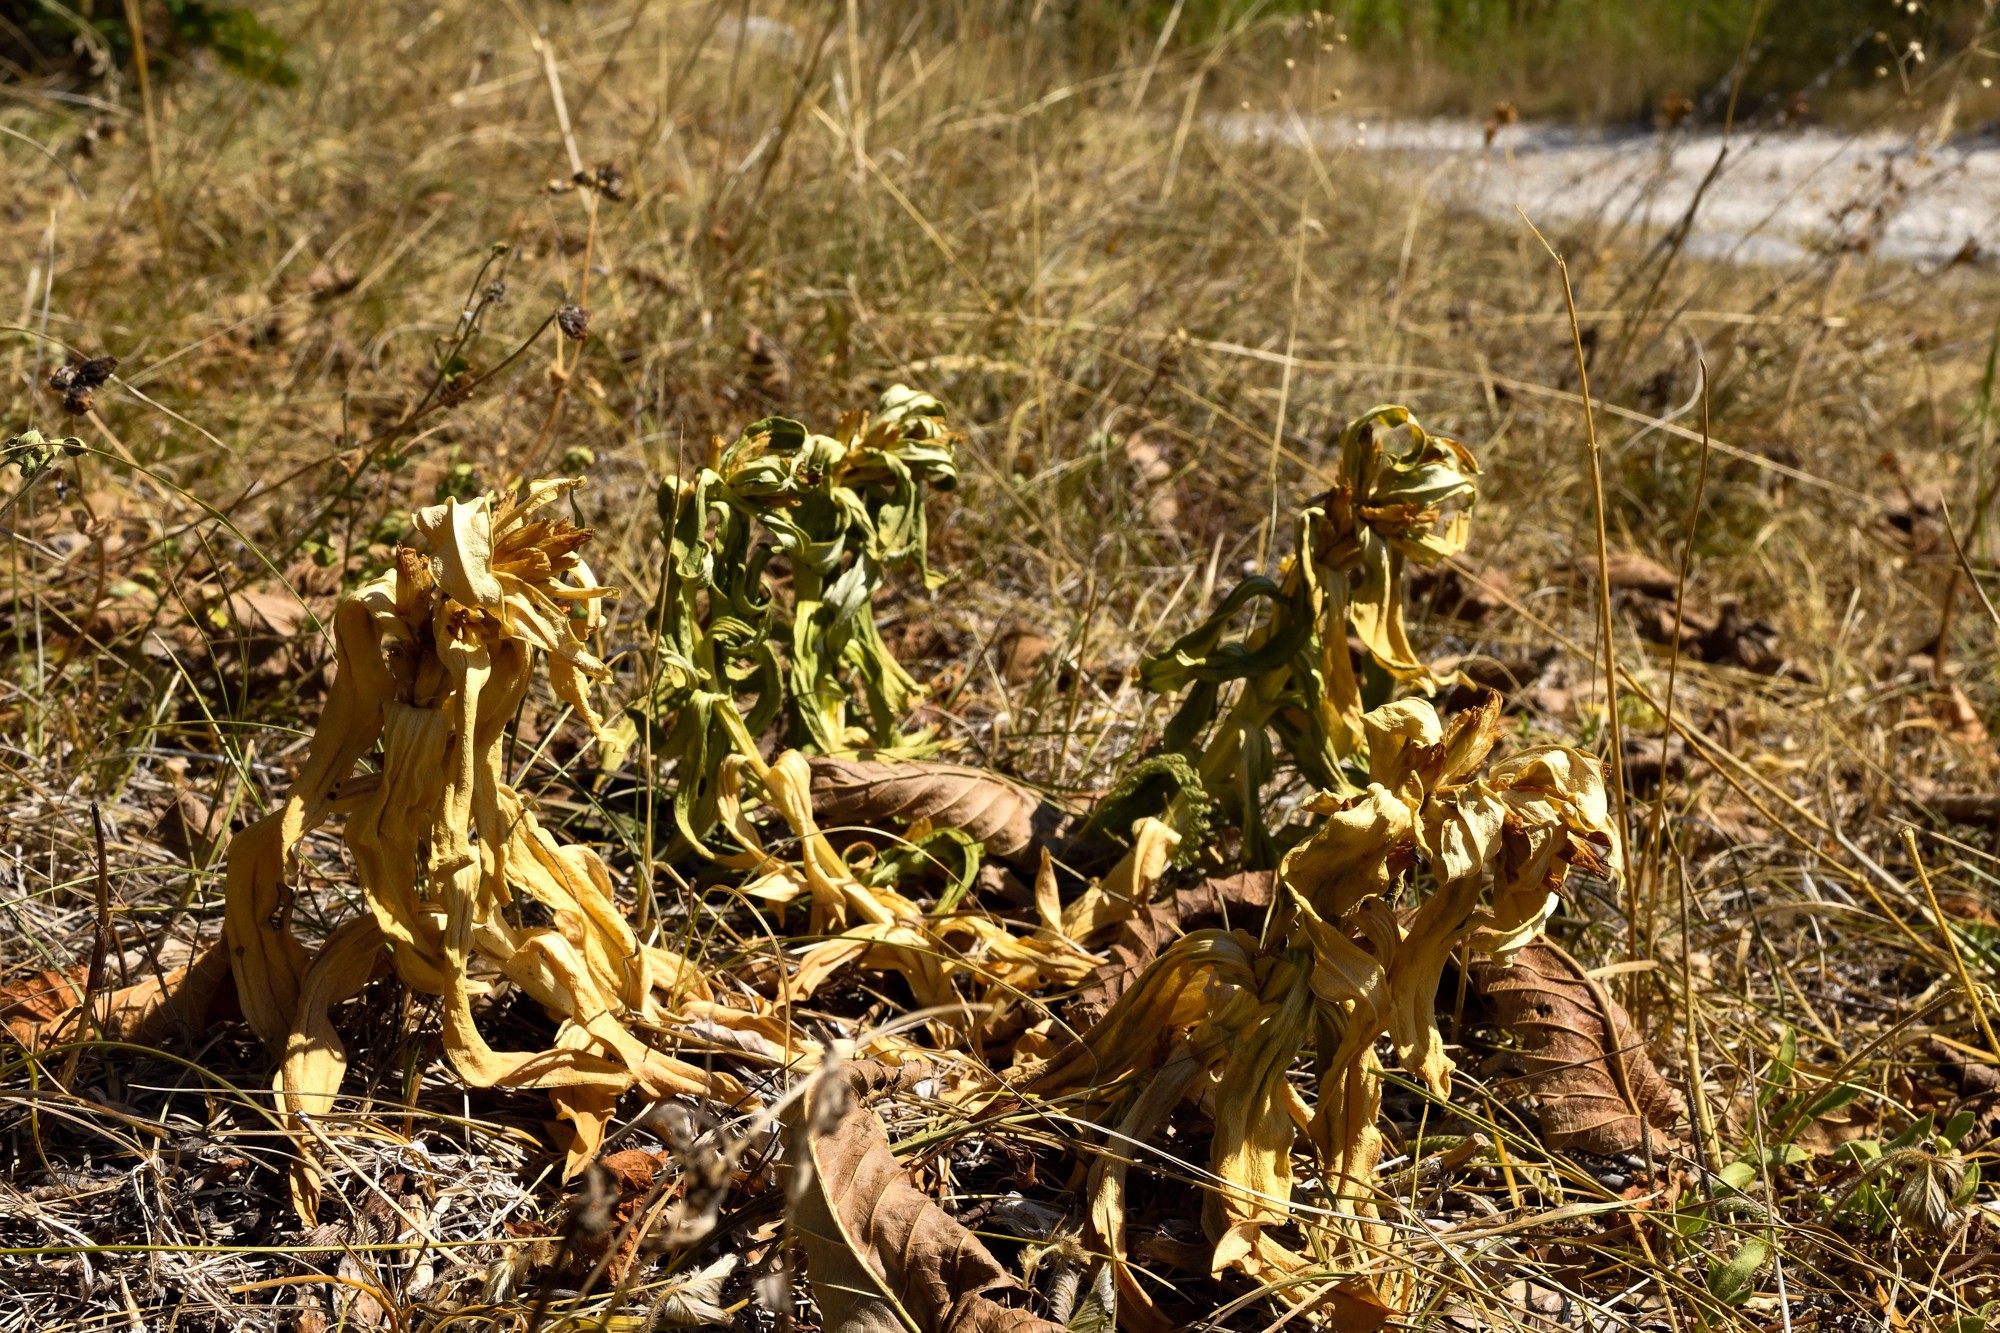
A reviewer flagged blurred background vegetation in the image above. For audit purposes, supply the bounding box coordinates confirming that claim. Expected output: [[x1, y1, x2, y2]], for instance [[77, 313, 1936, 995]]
[[6, 1, 1992, 124], [1064, 0, 1995, 122]]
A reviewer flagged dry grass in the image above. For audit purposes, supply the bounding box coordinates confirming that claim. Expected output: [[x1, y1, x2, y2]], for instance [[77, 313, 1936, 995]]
[[1, 2, 1999, 1330]]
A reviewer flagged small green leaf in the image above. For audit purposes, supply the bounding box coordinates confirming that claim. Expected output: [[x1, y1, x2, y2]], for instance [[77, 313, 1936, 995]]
[[1944, 1109, 1978, 1148], [1887, 1113, 1937, 1153], [1804, 1081, 1864, 1119], [1707, 1236, 1768, 1305], [1718, 1160, 1759, 1191], [1763, 1143, 1809, 1169], [1948, 1299, 1997, 1333], [1759, 1026, 1798, 1109], [1672, 1205, 1712, 1239]]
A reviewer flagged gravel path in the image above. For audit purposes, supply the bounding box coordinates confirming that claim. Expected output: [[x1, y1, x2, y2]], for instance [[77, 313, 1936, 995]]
[[1212, 112, 2000, 265]]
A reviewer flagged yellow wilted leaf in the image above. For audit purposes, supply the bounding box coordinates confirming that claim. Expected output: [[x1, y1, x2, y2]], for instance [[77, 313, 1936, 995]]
[[220, 477, 750, 1222], [1036, 692, 1618, 1319]]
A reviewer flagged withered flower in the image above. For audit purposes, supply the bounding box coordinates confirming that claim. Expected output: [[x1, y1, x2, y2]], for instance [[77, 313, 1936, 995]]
[[1034, 692, 1618, 1323], [48, 355, 119, 416], [221, 476, 755, 1223]]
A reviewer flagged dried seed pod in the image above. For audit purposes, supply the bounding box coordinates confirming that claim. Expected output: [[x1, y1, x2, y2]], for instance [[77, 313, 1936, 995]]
[[48, 355, 118, 393]]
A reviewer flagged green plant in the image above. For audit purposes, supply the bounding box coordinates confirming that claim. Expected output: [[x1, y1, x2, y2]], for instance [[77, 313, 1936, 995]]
[[1678, 1026, 1981, 1306], [641, 385, 960, 853], [1125, 406, 1478, 864], [7, 1, 297, 86]]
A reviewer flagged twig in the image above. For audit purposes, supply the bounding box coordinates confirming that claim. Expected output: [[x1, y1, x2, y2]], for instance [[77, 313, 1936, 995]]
[[57, 805, 118, 1091], [1675, 849, 1724, 1175], [119, 0, 170, 257], [0, 125, 87, 198], [1262, 194, 1309, 574], [1940, 498, 2000, 633]]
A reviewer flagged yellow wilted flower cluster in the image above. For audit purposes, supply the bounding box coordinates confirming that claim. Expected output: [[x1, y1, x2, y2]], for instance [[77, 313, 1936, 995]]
[[1032, 692, 1619, 1323], [220, 478, 762, 1220]]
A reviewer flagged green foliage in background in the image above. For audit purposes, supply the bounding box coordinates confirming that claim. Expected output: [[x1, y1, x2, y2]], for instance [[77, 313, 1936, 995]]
[[1052, 0, 1975, 120], [1335, 0, 1964, 99], [5, 0, 297, 88]]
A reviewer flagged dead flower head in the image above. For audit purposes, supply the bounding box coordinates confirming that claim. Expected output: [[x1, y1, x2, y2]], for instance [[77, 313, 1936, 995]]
[[48, 354, 119, 415]]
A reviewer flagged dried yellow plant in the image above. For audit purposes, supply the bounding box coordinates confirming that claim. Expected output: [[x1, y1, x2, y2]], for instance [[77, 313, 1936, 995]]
[[714, 751, 1100, 1032], [1120, 407, 1481, 865], [1033, 693, 1619, 1323], [220, 478, 755, 1220]]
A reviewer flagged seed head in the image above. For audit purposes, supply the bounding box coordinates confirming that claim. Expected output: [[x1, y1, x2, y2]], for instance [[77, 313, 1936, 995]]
[[558, 304, 591, 340], [47, 355, 119, 416], [547, 162, 627, 201]]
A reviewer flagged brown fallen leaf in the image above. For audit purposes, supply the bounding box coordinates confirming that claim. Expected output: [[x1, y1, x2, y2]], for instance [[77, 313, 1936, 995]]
[[1467, 942, 1683, 1155], [1696, 599, 1784, 674], [1580, 552, 1679, 597], [0, 969, 81, 1046], [225, 587, 316, 640], [1410, 563, 1514, 623], [94, 943, 236, 1043], [992, 627, 1051, 689], [788, 1062, 1061, 1333], [333, 1251, 391, 1329], [807, 756, 1044, 861], [1927, 1038, 2000, 1150], [5, 944, 235, 1049], [1881, 479, 1943, 552], [307, 261, 359, 301], [1624, 597, 1718, 651], [1123, 432, 1180, 527], [1619, 734, 1690, 796], [1932, 683, 1993, 747], [578, 1147, 674, 1280], [153, 786, 227, 864], [1624, 593, 1787, 674], [183, 582, 330, 697], [1069, 870, 1277, 1027], [1439, 1277, 1586, 1332]]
